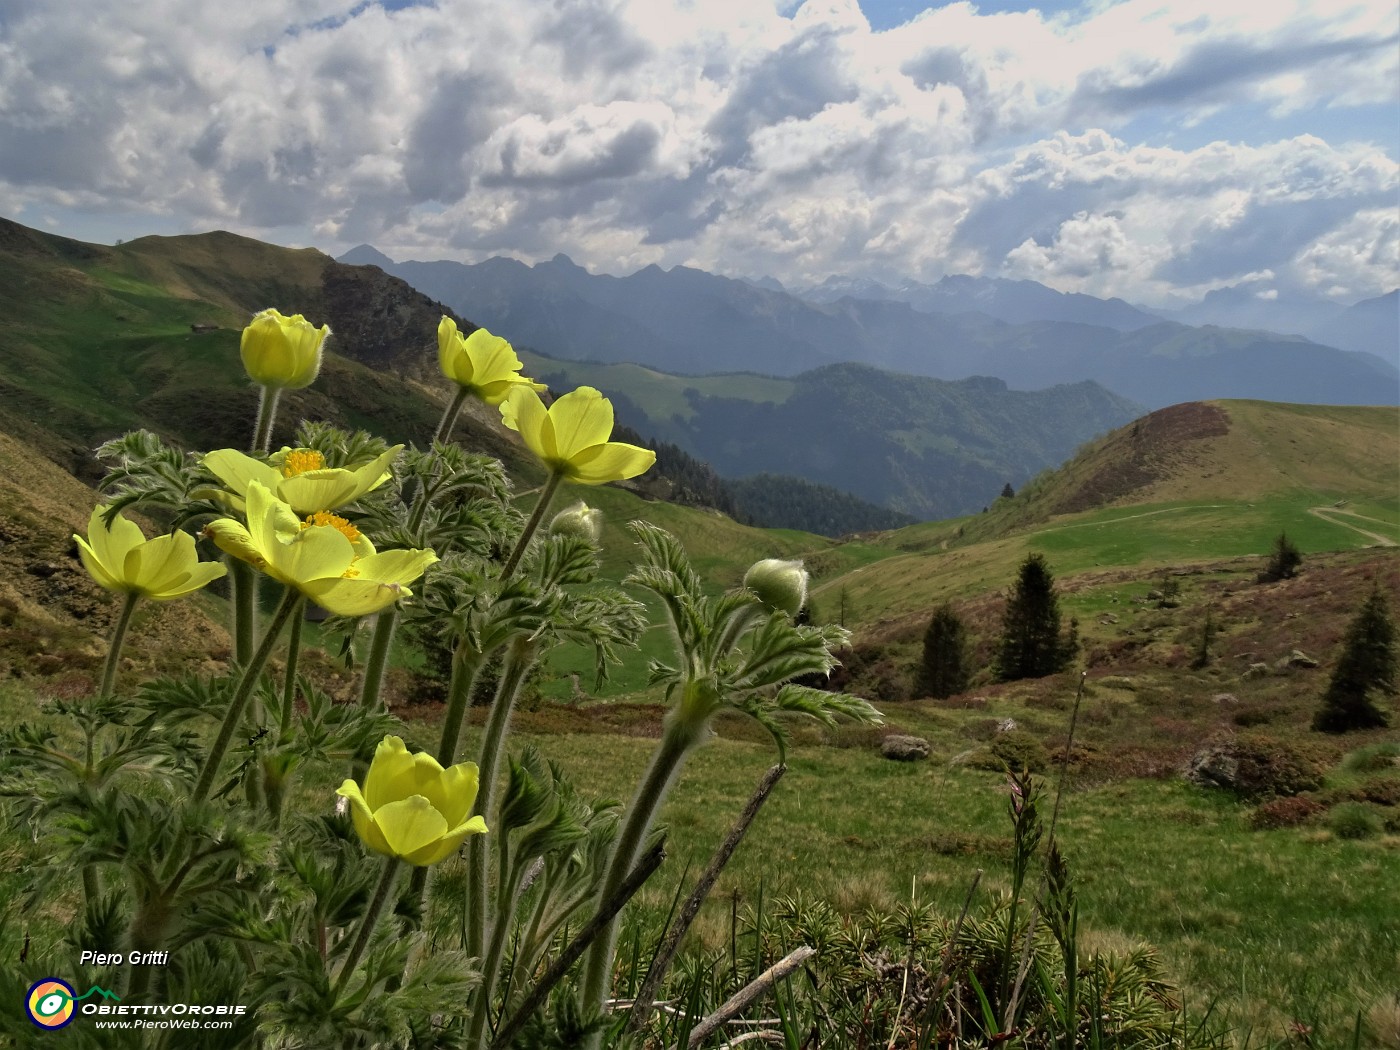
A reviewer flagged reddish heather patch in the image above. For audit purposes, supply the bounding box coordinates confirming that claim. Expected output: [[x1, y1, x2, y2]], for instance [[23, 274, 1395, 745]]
[[1053, 401, 1230, 515]]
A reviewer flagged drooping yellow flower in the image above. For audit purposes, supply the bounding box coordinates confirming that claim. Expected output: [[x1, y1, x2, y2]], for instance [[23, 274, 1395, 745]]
[[336, 735, 488, 866], [75, 507, 226, 600], [201, 444, 403, 515], [203, 481, 436, 617], [499, 385, 656, 484], [240, 308, 329, 390], [437, 317, 545, 405]]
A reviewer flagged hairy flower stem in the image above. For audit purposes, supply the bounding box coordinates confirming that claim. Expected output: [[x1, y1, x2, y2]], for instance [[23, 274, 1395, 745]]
[[100, 591, 141, 698], [498, 470, 563, 581], [192, 588, 302, 803], [580, 717, 700, 1034], [334, 855, 403, 997], [251, 385, 282, 454], [228, 557, 258, 667], [432, 387, 471, 446], [462, 640, 537, 966], [279, 607, 304, 738], [348, 609, 400, 781]]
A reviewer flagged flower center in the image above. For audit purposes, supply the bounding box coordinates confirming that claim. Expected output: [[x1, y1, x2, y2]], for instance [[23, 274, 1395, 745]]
[[282, 449, 326, 477], [302, 511, 361, 543]]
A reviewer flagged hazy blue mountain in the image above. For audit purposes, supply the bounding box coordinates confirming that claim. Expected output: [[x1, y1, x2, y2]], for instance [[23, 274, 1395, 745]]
[[1149, 285, 1398, 368], [339, 247, 1399, 408], [801, 272, 1162, 331]]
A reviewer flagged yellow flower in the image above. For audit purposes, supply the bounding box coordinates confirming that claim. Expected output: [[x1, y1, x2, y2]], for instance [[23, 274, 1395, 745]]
[[438, 317, 545, 405], [499, 385, 656, 484], [75, 507, 226, 600], [240, 308, 329, 390], [201, 445, 403, 516], [203, 481, 436, 617], [336, 735, 488, 866]]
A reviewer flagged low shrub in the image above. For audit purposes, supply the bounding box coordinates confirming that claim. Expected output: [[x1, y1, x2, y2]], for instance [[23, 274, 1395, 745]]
[[1342, 742, 1400, 773], [1232, 733, 1332, 800], [1248, 796, 1323, 830], [1326, 802, 1384, 840], [966, 729, 1050, 774]]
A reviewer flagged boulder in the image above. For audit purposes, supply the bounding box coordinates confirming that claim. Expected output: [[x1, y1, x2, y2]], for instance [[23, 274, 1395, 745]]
[[1184, 744, 1240, 791], [881, 735, 931, 762]]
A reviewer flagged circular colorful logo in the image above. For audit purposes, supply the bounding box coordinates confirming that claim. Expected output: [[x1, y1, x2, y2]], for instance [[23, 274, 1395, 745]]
[[26, 979, 77, 1029]]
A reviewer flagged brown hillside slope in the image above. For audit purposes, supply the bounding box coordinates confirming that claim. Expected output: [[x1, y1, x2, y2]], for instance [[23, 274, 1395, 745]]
[[1040, 400, 1398, 516]]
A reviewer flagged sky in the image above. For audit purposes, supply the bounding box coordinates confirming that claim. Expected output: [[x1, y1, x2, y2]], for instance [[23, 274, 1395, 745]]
[[0, 0, 1396, 307]]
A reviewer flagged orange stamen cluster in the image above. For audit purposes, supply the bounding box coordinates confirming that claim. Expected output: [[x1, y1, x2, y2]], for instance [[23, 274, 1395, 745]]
[[281, 449, 327, 478], [302, 511, 361, 543]]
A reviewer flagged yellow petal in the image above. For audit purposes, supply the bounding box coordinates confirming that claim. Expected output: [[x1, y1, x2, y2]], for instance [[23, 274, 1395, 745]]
[[499, 386, 554, 461], [301, 577, 411, 618], [354, 548, 437, 585], [75, 534, 124, 591], [438, 316, 466, 381], [337, 781, 393, 858], [547, 387, 615, 461], [565, 441, 657, 484], [375, 796, 449, 863], [203, 518, 265, 572], [434, 760, 481, 828], [123, 532, 195, 597], [203, 449, 281, 497], [404, 814, 489, 866], [363, 736, 415, 811]]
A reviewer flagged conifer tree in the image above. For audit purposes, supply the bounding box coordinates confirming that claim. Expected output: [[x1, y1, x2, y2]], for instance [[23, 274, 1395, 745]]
[[1313, 584, 1396, 732], [995, 553, 1074, 681], [917, 602, 971, 698], [1259, 531, 1303, 582]]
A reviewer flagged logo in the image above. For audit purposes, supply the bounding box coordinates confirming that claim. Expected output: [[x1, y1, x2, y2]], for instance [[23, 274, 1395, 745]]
[[25, 979, 121, 1029]]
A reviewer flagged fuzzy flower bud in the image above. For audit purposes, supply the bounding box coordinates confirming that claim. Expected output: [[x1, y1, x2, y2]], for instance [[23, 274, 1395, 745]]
[[743, 558, 808, 617], [240, 308, 328, 390], [549, 501, 603, 545]]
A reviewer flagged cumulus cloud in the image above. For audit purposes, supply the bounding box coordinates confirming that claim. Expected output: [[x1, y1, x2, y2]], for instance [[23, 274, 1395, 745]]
[[0, 0, 1394, 303]]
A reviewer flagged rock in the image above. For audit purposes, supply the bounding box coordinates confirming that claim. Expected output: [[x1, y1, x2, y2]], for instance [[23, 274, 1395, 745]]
[[1213, 693, 1240, 704], [996, 718, 1018, 733], [1242, 662, 1271, 680], [26, 562, 62, 578], [881, 735, 931, 762], [1098, 613, 1119, 625], [1184, 744, 1240, 791], [1100, 675, 1136, 691], [1283, 649, 1319, 669]]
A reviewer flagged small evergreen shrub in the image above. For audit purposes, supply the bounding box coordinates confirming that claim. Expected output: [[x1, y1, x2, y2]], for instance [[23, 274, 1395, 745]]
[[967, 729, 1050, 774], [1326, 802, 1384, 840]]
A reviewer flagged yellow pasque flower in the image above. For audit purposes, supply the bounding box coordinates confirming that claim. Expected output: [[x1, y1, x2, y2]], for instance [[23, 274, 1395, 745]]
[[240, 308, 329, 390], [75, 507, 226, 600], [499, 385, 656, 484], [336, 735, 488, 866], [202, 444, 403, 515], [203, 481, 436, 617], [438, 317, 545, 405]]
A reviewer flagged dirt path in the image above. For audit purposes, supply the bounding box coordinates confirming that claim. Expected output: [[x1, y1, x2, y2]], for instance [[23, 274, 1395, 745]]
[[1307, 506, 1398, 547], [1033, 505, 1228, 534]]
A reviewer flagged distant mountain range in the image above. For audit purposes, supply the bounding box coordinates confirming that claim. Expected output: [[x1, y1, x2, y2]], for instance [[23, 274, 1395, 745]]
[[340, 246, 1398, 409]]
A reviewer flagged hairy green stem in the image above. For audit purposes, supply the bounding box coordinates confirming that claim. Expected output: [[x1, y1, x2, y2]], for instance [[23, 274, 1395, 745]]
[[466, 817, 518, 1050], [278, 606, 304, 738], [228, 557, 258, 667], [192, 587, 301, 803], [462, 639, 537, 973], [498, 470, 564, 581], [349, 609, 400, 782], [580, 718, 698, 1031], [433, 386, 471, 446], [100, 591, 142, 698], [252, 384, 282, 454], [334, 856, 403, 997]]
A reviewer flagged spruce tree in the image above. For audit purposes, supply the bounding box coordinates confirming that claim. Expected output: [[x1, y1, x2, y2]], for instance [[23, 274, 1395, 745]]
[[1313, 584, 1396, 732], [995, 553, 1073, 681], [1259, 532, 1303, 582], [917, 603, 971, 698]]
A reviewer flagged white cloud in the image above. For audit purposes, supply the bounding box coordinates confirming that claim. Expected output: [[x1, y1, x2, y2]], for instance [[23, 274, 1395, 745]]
[[0, 0, 1395, 303]]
